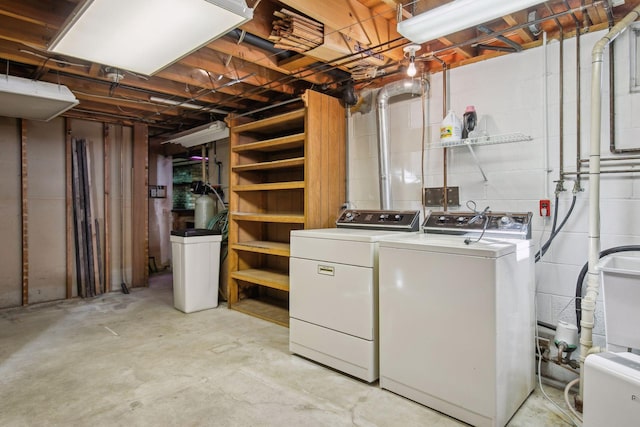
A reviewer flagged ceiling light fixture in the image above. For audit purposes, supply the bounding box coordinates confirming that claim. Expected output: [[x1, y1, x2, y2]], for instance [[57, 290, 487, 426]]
[[403, 44, 420, 77], [397, 0, 546, 44], [149, 96, 228, 115], [162, 121, 229, 147], [0, 74, 79, 121], [48, 0, 253, 76]]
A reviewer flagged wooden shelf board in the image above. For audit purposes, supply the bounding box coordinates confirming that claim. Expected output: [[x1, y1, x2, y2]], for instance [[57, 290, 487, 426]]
[[232, 157, 304, 172], [233, 133, 305, 153], [233, 181, 305, 192], [231, 241, 290, 256], [232, 109, 305, 135], [231, 212, 304, 223], [230, 298, 289, 327], [230, 268, 289, 291]]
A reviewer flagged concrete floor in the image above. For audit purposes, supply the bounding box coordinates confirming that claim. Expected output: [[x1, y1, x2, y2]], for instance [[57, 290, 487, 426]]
[[1, 273, 576, 426]]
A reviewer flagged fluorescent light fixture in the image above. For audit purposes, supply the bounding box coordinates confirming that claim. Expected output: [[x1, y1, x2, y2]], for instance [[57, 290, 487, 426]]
[[0, 75, 79, 121], [48, 0, 253, 76], [162, 121, 229, 147], [149, 96, 228, 115], [397, 0, 546, 44]]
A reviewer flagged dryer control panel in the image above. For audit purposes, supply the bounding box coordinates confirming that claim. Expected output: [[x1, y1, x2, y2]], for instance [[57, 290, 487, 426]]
[[336, 209, 420, 231], [423, 211, 532, 239]]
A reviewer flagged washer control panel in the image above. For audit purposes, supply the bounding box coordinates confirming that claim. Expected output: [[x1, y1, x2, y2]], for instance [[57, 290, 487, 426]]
[[423, 211, 532, 239], [336, 209, 420, 231]]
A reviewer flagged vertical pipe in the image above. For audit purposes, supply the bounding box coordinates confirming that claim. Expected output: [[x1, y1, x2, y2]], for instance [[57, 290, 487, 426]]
[[576, 23, 582, 190], [345, 107, 351, 206], [442, 62, 449, 212], [559, 31, 565, 180], [376, 79, 426, 209], [579, 6, 640, 402], [201, 145, 206, 182], [543, 31, 549, 199]]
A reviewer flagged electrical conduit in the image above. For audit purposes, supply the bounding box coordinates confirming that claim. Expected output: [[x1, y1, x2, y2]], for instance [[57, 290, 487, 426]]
[[579, 4, 640, 402]]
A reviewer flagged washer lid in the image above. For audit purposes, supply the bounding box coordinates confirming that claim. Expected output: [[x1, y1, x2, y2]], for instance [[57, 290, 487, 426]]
[[379, 233, 520, 257], [291, 228, 418, 243]]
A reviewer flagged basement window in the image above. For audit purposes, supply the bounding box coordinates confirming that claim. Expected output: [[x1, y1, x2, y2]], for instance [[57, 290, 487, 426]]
[[631, 23, 640, 93]]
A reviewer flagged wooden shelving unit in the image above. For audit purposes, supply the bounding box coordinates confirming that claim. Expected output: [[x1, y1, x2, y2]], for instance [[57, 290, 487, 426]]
[[226, 90, 345, 327]]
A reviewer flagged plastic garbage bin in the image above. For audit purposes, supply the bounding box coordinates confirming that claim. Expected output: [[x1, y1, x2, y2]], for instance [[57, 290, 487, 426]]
[[598, 255, 640, 351], [170, 228, 222, 313]]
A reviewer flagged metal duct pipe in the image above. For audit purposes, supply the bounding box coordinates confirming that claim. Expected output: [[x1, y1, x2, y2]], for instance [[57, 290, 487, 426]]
[[579, 4, 640, 403], [376, 78, 427, 209]]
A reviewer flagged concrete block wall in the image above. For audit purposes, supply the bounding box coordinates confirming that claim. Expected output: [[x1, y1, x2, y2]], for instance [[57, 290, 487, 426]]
[[349, 28, 640, 349]]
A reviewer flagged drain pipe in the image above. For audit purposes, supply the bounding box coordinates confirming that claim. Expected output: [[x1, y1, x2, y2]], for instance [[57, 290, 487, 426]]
[[376, 78, 427, 209], [578, 5, 640, 403]]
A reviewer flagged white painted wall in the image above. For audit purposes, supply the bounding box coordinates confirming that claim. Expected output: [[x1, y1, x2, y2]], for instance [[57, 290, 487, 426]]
[[349, 29, 640, 349]]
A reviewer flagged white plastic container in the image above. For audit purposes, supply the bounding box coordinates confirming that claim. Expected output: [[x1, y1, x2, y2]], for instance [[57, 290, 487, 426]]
[[194, 194, 215, 229], [170, 229, 222, 313], [440, 110, 462, 144], [598, 255, 640, 351]]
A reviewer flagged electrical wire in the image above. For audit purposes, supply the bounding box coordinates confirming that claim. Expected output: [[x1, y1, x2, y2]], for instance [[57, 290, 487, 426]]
[[564, 378, 583, 424], [463, 200, 490, 245], [535, 193, 577, 262]]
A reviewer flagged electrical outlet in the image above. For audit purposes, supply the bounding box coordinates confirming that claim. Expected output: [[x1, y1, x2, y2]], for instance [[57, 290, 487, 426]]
[[539, 199, 550, 217]]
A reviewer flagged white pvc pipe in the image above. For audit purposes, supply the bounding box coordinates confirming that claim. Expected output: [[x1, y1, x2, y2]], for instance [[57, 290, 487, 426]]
[[579, 5, 640, 401]]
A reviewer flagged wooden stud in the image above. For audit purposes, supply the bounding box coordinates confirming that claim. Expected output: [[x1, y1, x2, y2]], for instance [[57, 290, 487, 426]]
[[131, 123, 149, 287], [20, 120, 28, 306], [103, 124, 111, 292], [65, 119, 73, 299]]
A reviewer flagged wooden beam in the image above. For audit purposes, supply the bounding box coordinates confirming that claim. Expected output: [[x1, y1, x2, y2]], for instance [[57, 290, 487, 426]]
[[131, 124, 148, 287], [502, 12, 534, 44], [0, 0, 73, 29], [207, 38, 333, 85], [20, 119, 28, 305], [180, 49, 301, 95], [158, 62, 274, 102], [65, 118, 73, 299]]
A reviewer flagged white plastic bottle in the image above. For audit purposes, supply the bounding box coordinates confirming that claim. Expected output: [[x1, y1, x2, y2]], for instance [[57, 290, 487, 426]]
[[440, 110, 462, 144]]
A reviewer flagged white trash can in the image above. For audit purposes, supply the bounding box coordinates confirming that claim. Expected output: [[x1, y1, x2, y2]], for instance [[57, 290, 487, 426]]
[[170, 229, 222, 313]]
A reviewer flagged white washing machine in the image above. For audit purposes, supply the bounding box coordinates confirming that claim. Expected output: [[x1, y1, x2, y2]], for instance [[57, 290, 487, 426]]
[[378, 211, 535, 427], [289, 209, 420, 382]]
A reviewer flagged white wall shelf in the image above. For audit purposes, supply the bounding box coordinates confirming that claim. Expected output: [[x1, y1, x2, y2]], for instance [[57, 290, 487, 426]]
[[430, 132, 533, 149], [430, 133, 533, 181]]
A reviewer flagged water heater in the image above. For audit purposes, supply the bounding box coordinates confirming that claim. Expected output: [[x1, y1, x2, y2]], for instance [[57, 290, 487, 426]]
[[583, 352, 640, 426]]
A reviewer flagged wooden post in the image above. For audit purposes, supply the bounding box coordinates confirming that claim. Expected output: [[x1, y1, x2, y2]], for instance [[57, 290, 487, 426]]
[[131, 123, 148, 287], [65, 119, 73, 299], [20, 120, 28, 306], [103, 124, 111, 292]]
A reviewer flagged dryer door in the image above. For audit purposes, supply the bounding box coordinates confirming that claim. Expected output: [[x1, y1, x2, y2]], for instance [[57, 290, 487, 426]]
[[290, 257, 375, 340]]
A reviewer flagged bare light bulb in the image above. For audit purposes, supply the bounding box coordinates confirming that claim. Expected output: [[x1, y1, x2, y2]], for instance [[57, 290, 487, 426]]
[[407, 59, 417, 77]]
